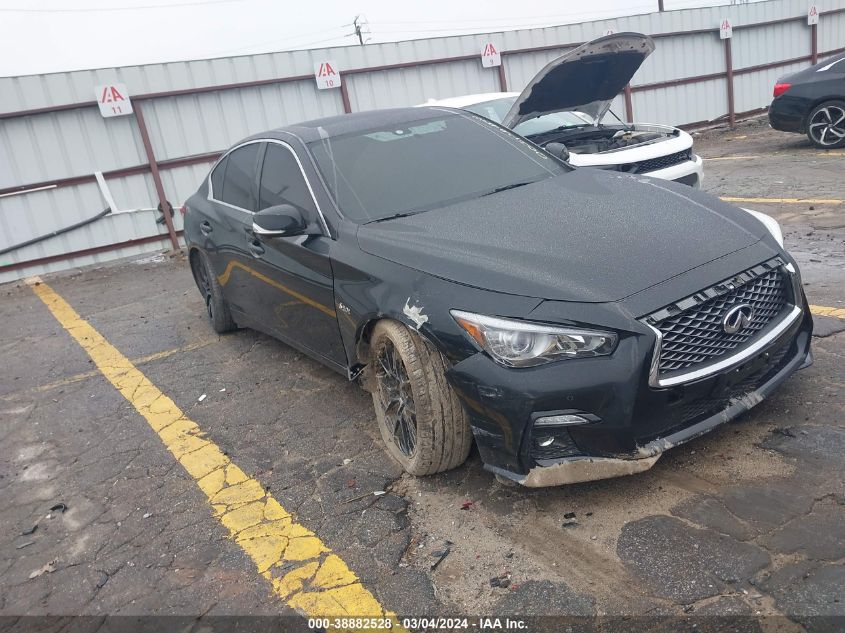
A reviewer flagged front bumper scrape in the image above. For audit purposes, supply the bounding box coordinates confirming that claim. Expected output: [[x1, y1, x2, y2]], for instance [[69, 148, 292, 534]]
[[488, 454, 661, 487], [490, 325, 812, 487]]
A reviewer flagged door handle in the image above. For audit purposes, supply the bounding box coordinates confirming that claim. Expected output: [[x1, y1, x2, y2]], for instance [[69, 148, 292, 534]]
[[248, 240, 265, 258], [200, 221, 213, 235]]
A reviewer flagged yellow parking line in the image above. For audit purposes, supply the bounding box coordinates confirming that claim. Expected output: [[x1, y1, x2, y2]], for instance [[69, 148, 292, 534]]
[[26, 277, 404, 630], [34, 340, 213, 393], [719, 196, 843, 205], [705, 152, 844, 160], [704, 155, 760, 161], [810, 304, 845, 319]]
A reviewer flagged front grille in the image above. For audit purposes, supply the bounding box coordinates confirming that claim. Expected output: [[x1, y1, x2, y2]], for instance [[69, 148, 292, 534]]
[[650, 263, 790, 377], [625, 149, 692, 174]]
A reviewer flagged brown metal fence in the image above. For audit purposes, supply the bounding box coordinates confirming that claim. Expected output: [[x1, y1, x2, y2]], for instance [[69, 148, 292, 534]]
[[1, 7, 843, 276]]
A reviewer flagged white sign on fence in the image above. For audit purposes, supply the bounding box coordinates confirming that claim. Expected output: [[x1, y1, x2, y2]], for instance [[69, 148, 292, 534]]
[[808, 5, 819, 25], [481, 43, 501, 68], [314, 61, 341, 90], [95, 83, 133, 118], [719, 18, 733, 39]]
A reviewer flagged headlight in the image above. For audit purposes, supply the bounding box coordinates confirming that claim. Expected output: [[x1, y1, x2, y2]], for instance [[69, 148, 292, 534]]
[[450, 310, 618, 368], [742, 208, 783, 247]]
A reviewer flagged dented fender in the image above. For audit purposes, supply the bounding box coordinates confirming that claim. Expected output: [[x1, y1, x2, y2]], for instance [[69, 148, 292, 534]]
[[329, 236, 542, 375]]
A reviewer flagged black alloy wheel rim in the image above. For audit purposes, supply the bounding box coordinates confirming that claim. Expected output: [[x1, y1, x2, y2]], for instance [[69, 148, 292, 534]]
[[193, 258, 214, 317], [809, 105, 845, 146], [376, 340, 417, 457]]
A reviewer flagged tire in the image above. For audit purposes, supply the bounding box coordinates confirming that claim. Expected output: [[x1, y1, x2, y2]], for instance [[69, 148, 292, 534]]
[[806, 100, 845, 149], [190, 250, 237, 334], [369, 320, 472, 476]]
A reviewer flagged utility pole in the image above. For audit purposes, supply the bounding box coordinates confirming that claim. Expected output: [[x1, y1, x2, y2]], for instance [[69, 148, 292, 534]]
[[353, 15, 365, 45]]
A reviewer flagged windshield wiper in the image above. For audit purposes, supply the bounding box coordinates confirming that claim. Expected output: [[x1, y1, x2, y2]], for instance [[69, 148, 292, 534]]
[[367, 181, 537, 220], [365, 211, 421, 224], [480, 181, 535, 197]]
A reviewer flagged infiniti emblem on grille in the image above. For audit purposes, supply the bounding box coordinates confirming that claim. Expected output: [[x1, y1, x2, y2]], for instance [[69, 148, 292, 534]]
[[723, 303, 754, 334]]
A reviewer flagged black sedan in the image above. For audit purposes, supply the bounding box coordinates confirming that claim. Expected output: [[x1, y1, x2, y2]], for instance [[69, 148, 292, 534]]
[[769, 52, 845, 148], [184, 107, 812, 487]]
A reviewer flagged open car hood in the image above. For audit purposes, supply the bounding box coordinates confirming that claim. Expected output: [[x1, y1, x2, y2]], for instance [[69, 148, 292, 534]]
[[501, 33, 655, 128]]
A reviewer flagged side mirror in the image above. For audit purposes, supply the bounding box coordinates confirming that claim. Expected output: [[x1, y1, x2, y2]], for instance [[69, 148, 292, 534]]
[[252, 204, 307, 237], [545, 142, 570, 162]]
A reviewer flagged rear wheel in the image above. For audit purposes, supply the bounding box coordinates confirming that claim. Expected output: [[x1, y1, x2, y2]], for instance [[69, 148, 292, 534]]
[[190, 250, 237, 334], [806, 100, 845, 148], [369, 320, 472, 476]]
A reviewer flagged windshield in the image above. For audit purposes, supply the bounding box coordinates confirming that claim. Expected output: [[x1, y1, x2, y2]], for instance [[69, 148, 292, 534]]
[[308, 113, 566, 222], [464, 97, 595, 137]]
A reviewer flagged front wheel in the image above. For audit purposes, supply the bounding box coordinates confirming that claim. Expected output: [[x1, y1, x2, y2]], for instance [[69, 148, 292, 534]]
[[369, 320, 472, 476], [806, 100, 845, 148]]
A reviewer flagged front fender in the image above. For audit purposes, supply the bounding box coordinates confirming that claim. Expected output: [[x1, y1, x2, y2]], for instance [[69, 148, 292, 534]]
[[330, 248, 542, 375]]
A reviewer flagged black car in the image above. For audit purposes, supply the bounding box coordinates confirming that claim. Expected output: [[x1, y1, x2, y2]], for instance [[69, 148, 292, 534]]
[[769, 52, 845, 148], [184, 107, 812, 487]]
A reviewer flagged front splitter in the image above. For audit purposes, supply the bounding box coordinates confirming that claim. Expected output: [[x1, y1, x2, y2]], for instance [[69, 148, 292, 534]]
[[490, 454, 662, 487]]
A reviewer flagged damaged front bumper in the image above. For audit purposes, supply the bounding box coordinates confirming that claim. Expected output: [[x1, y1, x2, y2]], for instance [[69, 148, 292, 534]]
[[448, 300, 813, 488], [495, 340, 812, 487], [489, 454, 660, 487]]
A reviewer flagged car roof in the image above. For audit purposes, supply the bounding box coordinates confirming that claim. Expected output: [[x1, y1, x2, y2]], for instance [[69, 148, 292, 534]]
[[783, 51, 845, 82], [813, 51, 845, 73], [417, 92, 519, 108], [243, 106, 465, 144]]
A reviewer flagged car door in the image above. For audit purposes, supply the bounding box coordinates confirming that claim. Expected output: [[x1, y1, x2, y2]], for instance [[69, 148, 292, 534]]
[[245, 140, 346, 368], [206, 141, 262, 317]]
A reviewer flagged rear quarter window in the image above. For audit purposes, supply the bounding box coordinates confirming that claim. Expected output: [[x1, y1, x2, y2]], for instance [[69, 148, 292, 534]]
[[210, 156, 227, 198], [220, 143, 260, 211]]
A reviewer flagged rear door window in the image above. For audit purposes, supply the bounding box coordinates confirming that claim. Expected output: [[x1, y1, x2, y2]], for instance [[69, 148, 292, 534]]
[[220, 143, 259, 211], [258, 143, 317, 222]]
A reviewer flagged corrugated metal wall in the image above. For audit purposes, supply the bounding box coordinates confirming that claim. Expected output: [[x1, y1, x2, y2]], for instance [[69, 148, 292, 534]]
[[1, 0, 843, 283]]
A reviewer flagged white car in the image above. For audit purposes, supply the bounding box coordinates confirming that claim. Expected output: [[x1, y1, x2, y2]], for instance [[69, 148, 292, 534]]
[[423, 33, 704, 188]]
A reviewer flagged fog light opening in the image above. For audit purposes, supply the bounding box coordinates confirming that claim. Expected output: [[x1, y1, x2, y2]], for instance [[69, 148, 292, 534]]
[[529, 411, 597, 461], [534, 413, 592, 427]]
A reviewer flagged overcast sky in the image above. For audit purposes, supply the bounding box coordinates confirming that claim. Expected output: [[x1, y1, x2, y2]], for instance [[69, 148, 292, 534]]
[[0, 0, 756, 77]]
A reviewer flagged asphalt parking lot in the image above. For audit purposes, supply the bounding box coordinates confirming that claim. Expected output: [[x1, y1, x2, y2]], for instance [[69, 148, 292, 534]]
[[2, 120, 844, 631]]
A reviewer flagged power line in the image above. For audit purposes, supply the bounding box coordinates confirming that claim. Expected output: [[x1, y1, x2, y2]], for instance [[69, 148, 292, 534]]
[[364, 4, 663, 37], [0, 0, 242, 13], [365, 0, 736, 33], [351, 15, 372, 45], [206, 27, 354, 57], [366, 5, 655, 27]]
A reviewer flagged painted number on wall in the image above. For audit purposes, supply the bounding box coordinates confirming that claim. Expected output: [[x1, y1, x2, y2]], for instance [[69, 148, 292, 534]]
[[315, 61, 341, 89], [95, 83, 133, 118], [481, 43, 501, 68]]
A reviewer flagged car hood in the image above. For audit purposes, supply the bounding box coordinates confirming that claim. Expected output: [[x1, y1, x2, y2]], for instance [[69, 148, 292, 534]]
[[501, 33, 655, 128], [357, 169, 772, 304]]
